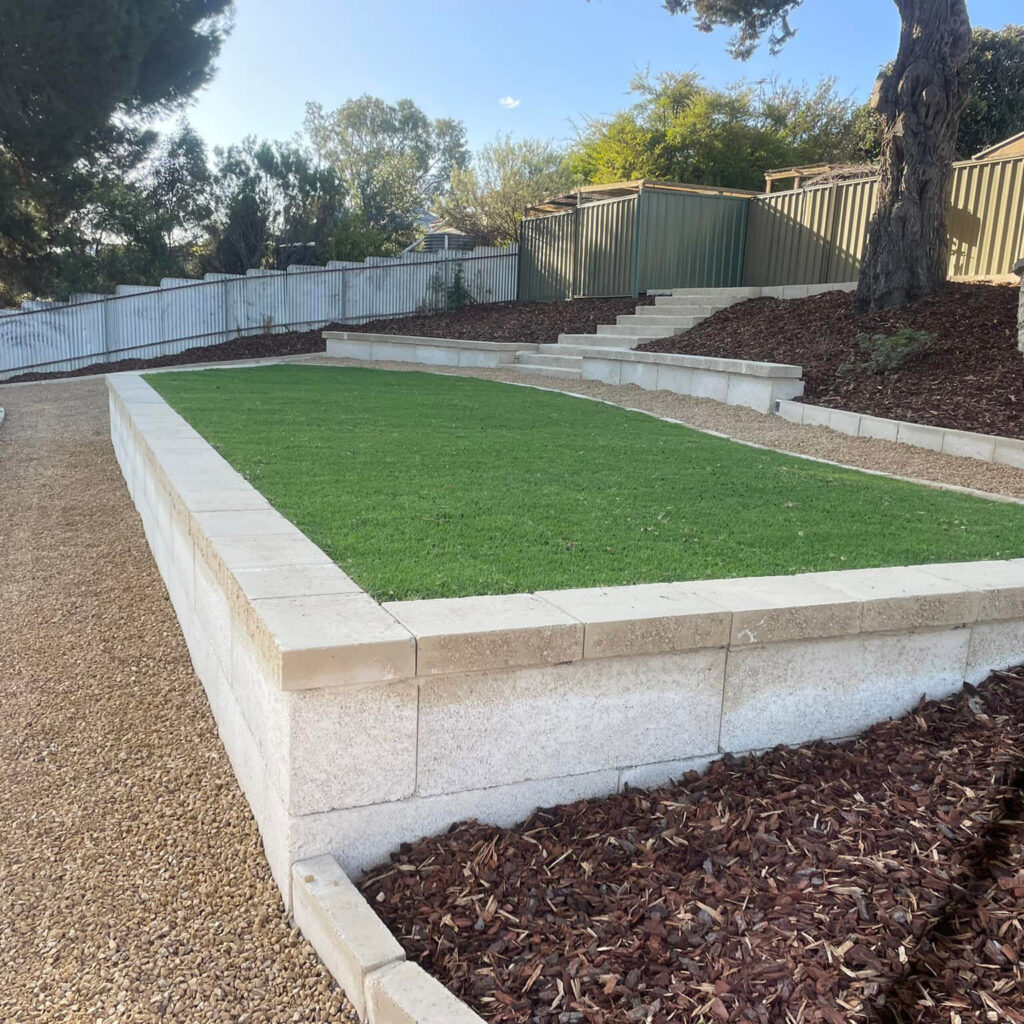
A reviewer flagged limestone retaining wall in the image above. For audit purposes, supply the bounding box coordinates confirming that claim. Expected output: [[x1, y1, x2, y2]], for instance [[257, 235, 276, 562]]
[[109, 370, 1024, 910]]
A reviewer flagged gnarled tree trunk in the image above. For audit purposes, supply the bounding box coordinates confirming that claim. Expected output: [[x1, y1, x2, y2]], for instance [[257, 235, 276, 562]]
[[853, 0, 972, 314]]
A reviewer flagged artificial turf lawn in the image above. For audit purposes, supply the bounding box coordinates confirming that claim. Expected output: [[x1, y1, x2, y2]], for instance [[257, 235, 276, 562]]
[[146, 364, 1024, 601]]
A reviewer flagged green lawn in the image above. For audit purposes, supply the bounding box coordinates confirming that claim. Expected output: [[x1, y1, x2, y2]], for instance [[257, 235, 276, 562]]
[[146, 365, 1024, 601]]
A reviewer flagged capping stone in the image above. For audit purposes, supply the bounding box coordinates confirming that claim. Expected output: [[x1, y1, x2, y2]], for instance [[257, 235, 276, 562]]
[[808, 566, 982, 632], [918, 560, 1024, 622], [382, 593, 582, 675], [367, 961, 486, 1024], [291, 856, 404, 1021], [684, 574, 861, 645], [251, 593, 415, 690], [537, 582, 731, 659]]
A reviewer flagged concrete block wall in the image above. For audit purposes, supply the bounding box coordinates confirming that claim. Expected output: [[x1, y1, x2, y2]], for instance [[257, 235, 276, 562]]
[[110, 371, 1024, 911]]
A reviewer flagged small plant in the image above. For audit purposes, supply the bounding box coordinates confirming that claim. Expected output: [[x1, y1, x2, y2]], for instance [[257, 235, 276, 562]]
[[852, 328, 936, 375], [420, 264, 476, 313]]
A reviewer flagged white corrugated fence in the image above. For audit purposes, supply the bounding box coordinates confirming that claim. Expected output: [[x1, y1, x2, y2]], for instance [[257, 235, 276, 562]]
[[0, 247, 517, 380]]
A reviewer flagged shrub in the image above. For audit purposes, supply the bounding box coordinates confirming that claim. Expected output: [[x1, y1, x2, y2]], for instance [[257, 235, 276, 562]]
[[852, 328, 936, 375], [421, 264, 475, 313]]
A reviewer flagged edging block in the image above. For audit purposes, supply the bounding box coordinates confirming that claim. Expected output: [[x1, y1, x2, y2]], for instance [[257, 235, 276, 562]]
[[366, 961, 486, 1024], [292, 856, 405, 1022]]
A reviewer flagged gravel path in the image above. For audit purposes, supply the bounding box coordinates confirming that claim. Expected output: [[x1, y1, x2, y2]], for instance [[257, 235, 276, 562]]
[[0, 378, 355, 1023], [294, 355, 1024, 500]]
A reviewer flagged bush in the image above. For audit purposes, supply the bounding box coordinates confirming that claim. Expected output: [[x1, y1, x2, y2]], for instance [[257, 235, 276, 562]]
[[850, 328, 936, 375], [421, 264, 475, 313]]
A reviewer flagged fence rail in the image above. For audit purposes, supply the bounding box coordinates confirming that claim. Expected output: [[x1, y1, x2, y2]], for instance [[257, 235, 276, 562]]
[[0, 250, 517, 380]]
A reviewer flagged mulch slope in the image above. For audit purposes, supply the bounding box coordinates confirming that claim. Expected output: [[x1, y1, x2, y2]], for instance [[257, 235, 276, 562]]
[[7, 297, 649, 383], [360, 671, 1024, 1024], [639, 283, 1023, 439], [341, 296, 650, 344]]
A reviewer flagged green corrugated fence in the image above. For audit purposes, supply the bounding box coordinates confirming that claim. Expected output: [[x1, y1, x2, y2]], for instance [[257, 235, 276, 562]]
[[518, 186, 748, 301], [518, 155, 1024, 301]]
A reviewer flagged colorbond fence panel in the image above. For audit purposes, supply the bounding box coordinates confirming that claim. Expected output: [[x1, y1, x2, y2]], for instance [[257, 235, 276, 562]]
[[518, 211, 575, 301], [518, 187, 749, 301], [576, 196, 638, 298], [636, 190, 748, 292], [743, 155, 1024, 287]]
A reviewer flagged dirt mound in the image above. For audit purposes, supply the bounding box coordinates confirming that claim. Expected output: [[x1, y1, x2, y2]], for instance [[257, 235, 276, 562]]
[[639, 283, 1023, 439], [361, 670, 1024, 1024]]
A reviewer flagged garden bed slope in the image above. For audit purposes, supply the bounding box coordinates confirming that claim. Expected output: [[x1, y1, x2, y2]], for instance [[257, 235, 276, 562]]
[[361, 670, 1024, 1024], [638, 283, 1022, 439], [9, 297, 650, 383]]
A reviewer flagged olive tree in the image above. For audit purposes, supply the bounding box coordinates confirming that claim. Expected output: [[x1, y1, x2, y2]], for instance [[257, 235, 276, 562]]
[[663, 1, 973, 313]]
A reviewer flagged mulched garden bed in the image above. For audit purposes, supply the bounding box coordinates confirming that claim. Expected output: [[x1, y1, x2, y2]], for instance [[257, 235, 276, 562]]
[[638, 283, 1024, 439], [360, 668, 1024, 1024], [7, 297, 649, 383]]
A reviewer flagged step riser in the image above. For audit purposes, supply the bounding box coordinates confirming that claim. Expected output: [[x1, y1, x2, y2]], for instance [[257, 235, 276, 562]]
[[539, 343, 629, 357], [596, 324, 678, 338], [513, 364, 582, 380], [557, 333, 651, 347], [668, 288, 760, 298], [515, 353, 583, 370], [635, 307, 711, 319], [616, 316, 703, 329]]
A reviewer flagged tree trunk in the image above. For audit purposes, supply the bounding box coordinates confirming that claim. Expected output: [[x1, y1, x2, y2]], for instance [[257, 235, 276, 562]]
[[853, 0, 972, 314]]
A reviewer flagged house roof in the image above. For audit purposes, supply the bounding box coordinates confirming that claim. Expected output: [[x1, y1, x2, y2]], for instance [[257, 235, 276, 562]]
[[973, 131, 1024, 161]]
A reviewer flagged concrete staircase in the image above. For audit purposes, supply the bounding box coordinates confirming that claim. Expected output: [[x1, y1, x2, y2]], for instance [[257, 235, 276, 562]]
[[513, 287, 762, 379]]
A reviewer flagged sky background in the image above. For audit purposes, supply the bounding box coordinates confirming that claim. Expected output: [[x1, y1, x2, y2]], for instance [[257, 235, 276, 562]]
[[173, 0, 1015, 155]]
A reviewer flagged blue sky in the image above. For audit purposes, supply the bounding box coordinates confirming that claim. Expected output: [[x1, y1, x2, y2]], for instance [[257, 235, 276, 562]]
[[176, 0, 1014, 154]]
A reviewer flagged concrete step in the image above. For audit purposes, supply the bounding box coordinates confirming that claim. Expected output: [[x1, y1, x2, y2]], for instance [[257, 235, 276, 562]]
[[515, 351, 583, 370], [512, 362, 582, 380], [537, 343, 629, 357], [669, 286, 760, 299], [557, 332, 652, 347], [653, 297, 720, 311], [634, 305, 713, 319], [595, 324, 678, 339], [615, 314, 704, 329]]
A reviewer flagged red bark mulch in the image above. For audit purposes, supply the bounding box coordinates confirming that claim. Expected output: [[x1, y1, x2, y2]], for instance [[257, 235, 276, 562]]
[[360, 668, 1024, 1024], [638, 283, 1024, 439], [6, 297, 649, 384]]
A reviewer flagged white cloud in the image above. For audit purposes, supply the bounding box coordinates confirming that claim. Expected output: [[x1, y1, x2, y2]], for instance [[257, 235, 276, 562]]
[[498, 96, 521, 109]]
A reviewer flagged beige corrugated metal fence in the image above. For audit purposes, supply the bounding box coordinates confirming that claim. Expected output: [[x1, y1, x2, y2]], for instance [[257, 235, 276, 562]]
[[743, 154, 1024, 287]]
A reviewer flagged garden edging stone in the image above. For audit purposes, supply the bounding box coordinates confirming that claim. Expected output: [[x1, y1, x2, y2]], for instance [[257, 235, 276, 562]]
[[776, 397, 1024, 469]]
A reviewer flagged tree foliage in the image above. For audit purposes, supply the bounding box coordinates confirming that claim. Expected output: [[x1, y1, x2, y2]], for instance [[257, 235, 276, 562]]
[[50, 123, 213, 296], [305, 96, 468, 251], [568, 72, 872, 191], [0, 0, 233, 299], [957, 24, 1024, 157], [434, 136, 573, 246], [203, 138, 354, 274], [663, 0, 802, 59]]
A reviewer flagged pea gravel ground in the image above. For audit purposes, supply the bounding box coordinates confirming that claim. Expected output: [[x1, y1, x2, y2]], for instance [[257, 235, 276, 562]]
[[0, 378, 356, 1023], [3, 360, 1024, 1023]]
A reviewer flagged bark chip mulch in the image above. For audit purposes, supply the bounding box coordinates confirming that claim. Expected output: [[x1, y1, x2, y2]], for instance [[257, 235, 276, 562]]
[[7, 297, 650, 383], [360, 672, 1024, 1024], [638, 283, 1023, 440]]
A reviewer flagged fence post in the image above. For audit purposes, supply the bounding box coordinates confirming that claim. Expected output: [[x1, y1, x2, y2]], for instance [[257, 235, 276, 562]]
[[631, 186, 645, 298]]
